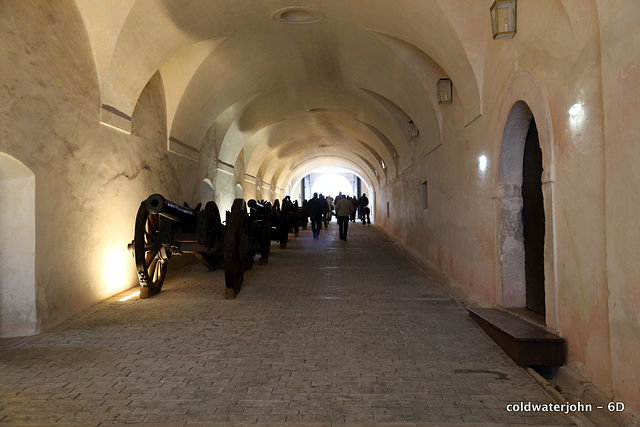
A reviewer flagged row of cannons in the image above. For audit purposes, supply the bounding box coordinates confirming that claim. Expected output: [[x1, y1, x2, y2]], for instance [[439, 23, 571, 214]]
[[128, 194, 307, 299]]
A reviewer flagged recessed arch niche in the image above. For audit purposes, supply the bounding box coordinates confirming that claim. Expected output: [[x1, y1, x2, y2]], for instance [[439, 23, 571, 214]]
[[0, 153, 36, 337], [201, 178, 214, 204], [497, 99, 556, 324]]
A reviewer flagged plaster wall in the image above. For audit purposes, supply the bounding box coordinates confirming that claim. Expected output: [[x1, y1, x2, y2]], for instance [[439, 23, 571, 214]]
[[597, 0, 640, 415], [215, 169, 238, 216], [2, 0, 639, 420], [0, 166, 36, 337], [375, 0, 623, 414], [0, 1, 199, 333]]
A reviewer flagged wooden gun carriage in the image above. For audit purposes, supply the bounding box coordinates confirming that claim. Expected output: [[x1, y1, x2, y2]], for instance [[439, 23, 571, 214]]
[[271, 197, 303, 248], [128, 194, 266, 299], [247, 199, 273, 265]]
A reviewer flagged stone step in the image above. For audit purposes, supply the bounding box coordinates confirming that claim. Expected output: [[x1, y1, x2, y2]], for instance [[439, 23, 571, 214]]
[[467, 307, 564, 366]]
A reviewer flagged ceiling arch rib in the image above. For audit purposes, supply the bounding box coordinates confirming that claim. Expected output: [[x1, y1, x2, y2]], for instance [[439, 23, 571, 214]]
[[89, 0, 483, 193], [158, 37, 228, 141], [216, 82, 412, 166], [274, 152, 380, 195], [355, 121, 399, 171], [73, 0, 136, 90], [97, 0, 282, 126], [360, 88, 425, 143], [168, 13, 443, 154], [239, 114, 397, 177], [356, 1, 483, 126], [255, 134, 390, 189]]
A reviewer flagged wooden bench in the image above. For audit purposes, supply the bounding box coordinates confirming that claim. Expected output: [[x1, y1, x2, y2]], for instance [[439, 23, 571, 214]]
[[467, 307, 564, 366]]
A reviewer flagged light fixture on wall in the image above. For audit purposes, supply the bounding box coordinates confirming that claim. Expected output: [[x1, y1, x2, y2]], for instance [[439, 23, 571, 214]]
[[478, 155, 488, 173], [569, 103, 583, 117], [490, 0, 517, 39], [437, 79, 453, 105]]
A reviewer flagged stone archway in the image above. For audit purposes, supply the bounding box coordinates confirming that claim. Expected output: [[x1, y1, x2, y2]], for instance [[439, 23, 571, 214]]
[[201, 178, 214, 204], [497, 101, 547, 317], [0, 153, 36, 337], [493, 72, 559, 328]]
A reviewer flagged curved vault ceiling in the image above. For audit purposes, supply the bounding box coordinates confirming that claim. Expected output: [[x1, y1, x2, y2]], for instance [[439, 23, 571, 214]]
[[78, 0, 487, 194]]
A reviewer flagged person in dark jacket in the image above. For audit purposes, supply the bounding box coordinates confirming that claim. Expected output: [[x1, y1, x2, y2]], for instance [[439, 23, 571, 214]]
[[350, 196, 358, 222], [359, 193, 370, 226], [307, 193, 327, 240]]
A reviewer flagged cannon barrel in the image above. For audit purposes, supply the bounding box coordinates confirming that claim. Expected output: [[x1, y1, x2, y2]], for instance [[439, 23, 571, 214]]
[[145, 194, 196, 223], [247, 199, 266, 212]]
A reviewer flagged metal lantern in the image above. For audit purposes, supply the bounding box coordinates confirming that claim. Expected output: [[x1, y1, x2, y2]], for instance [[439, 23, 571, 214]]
[[491, 0, 517, 39], [437, 79, 453, 105]]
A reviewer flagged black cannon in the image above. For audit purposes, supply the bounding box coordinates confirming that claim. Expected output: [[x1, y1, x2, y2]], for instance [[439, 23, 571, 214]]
[[222, 199, 256, 299], [128, 194, 253, 299], [247, 199, 273, 265]]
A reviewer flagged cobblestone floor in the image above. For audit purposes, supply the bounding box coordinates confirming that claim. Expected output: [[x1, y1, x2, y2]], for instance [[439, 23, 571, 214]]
[[0, 222, 575, 426]]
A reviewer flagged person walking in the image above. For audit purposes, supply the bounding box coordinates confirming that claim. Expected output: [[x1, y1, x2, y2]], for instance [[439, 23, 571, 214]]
[[307, 193, 326, 240], [324, 195, 334, 227], [349, 196, 358, 222], [334, 195, 355, 241], [359, 193, 370, 226]]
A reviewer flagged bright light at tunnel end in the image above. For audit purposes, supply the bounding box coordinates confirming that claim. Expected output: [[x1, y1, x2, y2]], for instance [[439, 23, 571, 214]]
[[311, 174, 355, 197]]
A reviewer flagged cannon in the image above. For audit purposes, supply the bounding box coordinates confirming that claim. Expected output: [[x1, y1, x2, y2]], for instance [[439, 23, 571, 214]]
[[271, 197, 302, 248], [128, 194, 253, 299], [247, 199, 273, 265], [222, 199, 256, 299]]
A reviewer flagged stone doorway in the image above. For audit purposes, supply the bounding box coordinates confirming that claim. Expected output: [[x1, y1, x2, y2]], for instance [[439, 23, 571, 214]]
[[0, 153, 37, 337], [498, 102, 547, 319], [522, 119, 545, 315]]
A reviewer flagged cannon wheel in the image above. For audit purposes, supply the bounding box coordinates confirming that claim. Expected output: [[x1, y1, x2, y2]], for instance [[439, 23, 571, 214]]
[[132, 201, 170, 298], [195, 201, 224, 270]]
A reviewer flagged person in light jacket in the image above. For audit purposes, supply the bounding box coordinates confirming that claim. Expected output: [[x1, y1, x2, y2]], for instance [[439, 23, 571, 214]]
[[334, 196, 354, 241]]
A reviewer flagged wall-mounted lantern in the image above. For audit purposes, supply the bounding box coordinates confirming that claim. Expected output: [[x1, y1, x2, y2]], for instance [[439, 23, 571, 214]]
[[437, 79, 453, 105], [490, 0, 517, 39]]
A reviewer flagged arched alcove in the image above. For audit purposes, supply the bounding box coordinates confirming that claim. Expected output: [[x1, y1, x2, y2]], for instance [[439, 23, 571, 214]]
[[493, 71, 559, 328], [201, 178, 214, 204], [0, 153, 36, 337], [497, 101, 549, 318]]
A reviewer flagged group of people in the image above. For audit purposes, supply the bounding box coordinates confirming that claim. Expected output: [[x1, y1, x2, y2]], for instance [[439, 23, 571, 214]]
[[307, 192, 371, 241]]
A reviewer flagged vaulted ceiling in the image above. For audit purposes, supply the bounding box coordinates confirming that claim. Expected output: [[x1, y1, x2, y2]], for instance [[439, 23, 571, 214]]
[[76, 0, 488, 193]]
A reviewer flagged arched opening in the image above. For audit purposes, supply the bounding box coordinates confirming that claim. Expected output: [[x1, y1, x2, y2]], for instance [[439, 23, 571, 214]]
[[522, 119, 545, 315], [310, 174, 354, 198], [201, 178, 214, 204], [498, 101, 546, 318], [0, 153, 37, 337]]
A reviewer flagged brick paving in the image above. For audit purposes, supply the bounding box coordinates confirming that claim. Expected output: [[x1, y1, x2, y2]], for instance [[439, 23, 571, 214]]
[[0, 222, 575, 426]]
